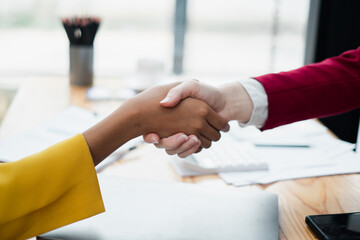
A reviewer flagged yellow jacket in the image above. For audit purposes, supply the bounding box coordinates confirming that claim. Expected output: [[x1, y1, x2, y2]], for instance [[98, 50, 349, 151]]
[[0, 134, 105, 240]]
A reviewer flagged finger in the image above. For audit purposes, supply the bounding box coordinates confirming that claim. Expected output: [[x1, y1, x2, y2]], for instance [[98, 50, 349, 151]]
[[177, 140, 202, 158], [206, 108, 229, 131], [195, 147, 202, 153], [165, 135, 200, 155], [160, 80, 200, 107], [154, 133, 189, 149], [198, 120, 221, 142], [198, 135, 212, 149], [143, 133, 160, 144], [221, 124, 230, 132]]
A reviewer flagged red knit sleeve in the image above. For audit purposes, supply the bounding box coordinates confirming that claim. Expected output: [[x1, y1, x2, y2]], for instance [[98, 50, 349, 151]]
[[254, 47, 360, 130]]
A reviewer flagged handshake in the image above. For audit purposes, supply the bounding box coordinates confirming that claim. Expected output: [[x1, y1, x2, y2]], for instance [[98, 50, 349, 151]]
[[141, 79, 255, 158], [84, 79, 260, 165]]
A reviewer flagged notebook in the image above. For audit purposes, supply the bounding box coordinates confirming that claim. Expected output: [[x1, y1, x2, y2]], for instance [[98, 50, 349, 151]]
[[38, 175, 278, 240]]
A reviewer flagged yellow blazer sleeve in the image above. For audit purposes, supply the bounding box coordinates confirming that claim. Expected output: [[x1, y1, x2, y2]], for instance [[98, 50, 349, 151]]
[[0, 134, 105, 240]]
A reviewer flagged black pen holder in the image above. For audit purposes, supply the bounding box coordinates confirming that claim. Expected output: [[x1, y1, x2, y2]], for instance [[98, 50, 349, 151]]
[[69, 45, 94, 86]]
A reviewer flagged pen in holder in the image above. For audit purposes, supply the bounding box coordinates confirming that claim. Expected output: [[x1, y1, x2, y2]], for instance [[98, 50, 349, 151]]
[[62, 17, 101, 86]]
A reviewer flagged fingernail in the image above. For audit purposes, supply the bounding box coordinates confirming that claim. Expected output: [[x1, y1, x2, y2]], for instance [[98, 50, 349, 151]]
[[160, 95, 171, 103], [190, 136, 199, 143], [177, 134, 188, 143], [151, 137, 159, 144]]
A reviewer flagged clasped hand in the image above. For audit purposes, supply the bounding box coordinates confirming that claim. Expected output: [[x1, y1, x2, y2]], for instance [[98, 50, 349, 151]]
[[142, 79, 253, 158]]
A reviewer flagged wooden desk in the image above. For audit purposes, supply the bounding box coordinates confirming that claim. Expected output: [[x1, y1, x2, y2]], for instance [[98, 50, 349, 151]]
[[2, 76, 360, 240]]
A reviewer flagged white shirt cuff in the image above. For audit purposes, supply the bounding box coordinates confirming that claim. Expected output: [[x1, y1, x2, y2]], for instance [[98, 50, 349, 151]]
[[237, 78, 268, 128]]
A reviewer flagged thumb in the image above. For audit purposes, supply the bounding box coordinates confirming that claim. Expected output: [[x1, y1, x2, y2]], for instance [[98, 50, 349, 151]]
[[143, 133, 160, 144], [159, 90, 182, 107], [160, 80, 199, 107], [160, 87, 185, 107]]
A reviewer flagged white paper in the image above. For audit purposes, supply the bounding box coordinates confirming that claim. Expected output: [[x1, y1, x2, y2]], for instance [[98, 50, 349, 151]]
[[220, 150, 360, 186], [219, 121, 359, 186], [170, 120, 360, 186]]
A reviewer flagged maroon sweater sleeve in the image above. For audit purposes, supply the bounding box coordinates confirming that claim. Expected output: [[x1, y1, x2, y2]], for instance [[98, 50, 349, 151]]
[[254, 47, 360, 130]]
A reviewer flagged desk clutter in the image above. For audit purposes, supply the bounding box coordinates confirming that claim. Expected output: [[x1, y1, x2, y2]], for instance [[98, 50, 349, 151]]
[[0, 106, 359, 186], [172, 120, 360, 186]]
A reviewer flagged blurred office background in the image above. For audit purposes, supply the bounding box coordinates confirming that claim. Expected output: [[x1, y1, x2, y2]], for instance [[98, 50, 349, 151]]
[[0, 0, 309, 78], [0, 0, 309, 124]]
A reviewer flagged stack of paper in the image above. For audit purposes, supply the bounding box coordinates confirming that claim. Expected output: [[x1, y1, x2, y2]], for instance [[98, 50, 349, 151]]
[[171, 120, 360, 186], [222, 121, 359, 186]]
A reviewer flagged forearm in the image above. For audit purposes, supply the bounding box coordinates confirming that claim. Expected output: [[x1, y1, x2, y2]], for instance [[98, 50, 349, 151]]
[[83, 101, 142, 166], [255, 47, 360, 130]]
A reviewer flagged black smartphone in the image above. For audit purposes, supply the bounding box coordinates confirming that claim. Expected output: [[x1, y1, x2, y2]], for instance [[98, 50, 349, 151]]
[[306, 212, 360, 240]]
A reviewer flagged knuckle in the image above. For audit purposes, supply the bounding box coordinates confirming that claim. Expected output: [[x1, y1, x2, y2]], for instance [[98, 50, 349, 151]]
[[186, 79, 200, 91], [197, 107, 209, 117], [189, 79, 200, 86], [192, 122, 204, 132], [199, 124, 207, 132]]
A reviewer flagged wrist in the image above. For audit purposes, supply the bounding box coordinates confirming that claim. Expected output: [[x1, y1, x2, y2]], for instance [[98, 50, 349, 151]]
[[237, 78, 268, 128], [115, 99, 144, 138], [83, 100, 142, 165], [218, 82, 253, 122]]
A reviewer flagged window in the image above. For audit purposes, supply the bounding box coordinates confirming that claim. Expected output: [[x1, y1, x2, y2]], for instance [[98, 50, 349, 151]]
[[0, 0, 309, 82], [0, 0, 173, 77], [184, 0, 310, 78]]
